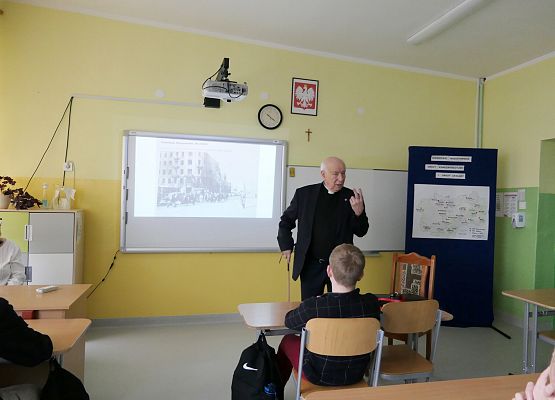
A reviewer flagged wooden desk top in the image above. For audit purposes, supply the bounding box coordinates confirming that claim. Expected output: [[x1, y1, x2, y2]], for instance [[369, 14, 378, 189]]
[[440, 310, 454, 322], [0, 284, 91, 311], [238, 302, 300, 329], [304, 373, 541, 400], [238, 301, 454, 328], [27, 318, 91, 354], [502, 288, 555, 309]]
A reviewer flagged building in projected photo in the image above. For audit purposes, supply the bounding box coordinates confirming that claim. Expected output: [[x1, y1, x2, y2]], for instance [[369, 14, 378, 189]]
[[157, 150, 231, 206]]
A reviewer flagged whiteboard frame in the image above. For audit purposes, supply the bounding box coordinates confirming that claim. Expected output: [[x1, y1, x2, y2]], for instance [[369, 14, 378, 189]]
[[286, 165, 407, 253], [120, 130, 288, 252]]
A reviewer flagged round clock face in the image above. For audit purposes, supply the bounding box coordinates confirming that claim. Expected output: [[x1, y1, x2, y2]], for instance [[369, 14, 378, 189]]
[[258, 104, 283, 130]]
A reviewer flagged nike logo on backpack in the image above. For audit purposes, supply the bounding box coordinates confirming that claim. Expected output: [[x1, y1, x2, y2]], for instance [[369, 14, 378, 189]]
[[242, 363, 258, 371]]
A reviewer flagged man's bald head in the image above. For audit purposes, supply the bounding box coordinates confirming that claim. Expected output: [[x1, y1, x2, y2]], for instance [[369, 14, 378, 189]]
[[320, 157, 346, 193]]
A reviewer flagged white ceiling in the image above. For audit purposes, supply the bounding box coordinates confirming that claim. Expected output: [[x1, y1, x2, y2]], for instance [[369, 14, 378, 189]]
[[15, 0, 555, 79]]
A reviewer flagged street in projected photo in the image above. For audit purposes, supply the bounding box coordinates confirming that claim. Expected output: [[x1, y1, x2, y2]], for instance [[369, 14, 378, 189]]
[[133, 136, 276, 218]]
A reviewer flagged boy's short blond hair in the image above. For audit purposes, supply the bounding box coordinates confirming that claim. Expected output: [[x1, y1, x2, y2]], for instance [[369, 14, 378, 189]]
[[329, 244, 365, 287]]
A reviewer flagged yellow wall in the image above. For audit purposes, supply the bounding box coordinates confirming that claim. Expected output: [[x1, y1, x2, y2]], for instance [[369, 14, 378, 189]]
[[540, 140, 555, 194], [1, 2, 476, 318], [483, 58, 555, 188]]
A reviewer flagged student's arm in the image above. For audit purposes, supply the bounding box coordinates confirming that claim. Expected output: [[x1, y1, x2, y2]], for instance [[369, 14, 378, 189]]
[[0, 298, 53, 367]]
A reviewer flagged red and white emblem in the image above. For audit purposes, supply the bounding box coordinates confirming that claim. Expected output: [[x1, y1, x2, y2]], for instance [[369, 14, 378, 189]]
[[291, 78, 318, 115]]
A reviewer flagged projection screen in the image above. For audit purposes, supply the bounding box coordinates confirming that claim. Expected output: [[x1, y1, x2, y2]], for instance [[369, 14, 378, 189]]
[[120, 131, 287, 252]]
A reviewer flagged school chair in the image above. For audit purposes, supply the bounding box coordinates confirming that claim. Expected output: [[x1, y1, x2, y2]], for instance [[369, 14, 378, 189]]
[[379, 299, 442, 383], [390, 252, 436, 299], [293, 318, 384, 400], [388, 252, 437, 358]]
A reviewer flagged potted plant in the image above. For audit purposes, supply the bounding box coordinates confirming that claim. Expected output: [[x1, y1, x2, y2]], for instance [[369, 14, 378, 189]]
[[0, 176, 17, 209], [0, 176, 42, 210], [12, 188, 42, 210]]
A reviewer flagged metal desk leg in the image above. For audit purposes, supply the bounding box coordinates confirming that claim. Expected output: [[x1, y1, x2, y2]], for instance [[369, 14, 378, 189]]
[[523, 302, 529, 373], [531, 304, 538, 373]]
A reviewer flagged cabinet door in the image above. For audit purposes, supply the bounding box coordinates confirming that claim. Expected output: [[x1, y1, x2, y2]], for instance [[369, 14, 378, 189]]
[[28, 254, 74, 284], [29, 213, 74, 254], [0, 211, 29, 253]]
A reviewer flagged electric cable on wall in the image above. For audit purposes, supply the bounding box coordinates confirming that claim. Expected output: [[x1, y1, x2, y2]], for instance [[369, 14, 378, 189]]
[[87, 250, 120, 299], [62, 97, 74, 186], [24, 96, 74, 192]]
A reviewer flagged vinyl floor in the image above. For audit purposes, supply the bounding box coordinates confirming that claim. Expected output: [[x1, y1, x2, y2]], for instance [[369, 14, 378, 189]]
[[84, 318, 554, 400]]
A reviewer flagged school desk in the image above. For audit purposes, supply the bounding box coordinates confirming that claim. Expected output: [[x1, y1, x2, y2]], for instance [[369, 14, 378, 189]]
[[238, 301, 300, 336], [238, 301, 453, 335], [0, 318, 91, 388], [0, 284, 91, 319], [28, 318, 91, 357], [503, 288, 555, 373], [303, 373, 541, 400], [0, 284, 92, 380]]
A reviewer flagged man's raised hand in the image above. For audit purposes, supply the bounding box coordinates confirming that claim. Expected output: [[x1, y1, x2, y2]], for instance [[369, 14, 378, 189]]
[[349, 188, 365, 216]]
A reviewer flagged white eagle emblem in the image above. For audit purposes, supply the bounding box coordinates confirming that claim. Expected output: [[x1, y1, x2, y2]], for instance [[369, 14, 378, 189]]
[[295, 84, 315, 109]]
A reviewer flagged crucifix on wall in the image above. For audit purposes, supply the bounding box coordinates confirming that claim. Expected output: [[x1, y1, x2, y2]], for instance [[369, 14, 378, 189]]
[[305, 128, 312, 142]]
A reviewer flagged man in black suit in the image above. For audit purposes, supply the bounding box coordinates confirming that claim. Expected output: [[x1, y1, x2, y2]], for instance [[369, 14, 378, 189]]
[[277, 157, 369, 300]]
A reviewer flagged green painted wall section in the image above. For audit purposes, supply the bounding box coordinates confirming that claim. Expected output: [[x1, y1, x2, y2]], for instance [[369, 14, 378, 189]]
[[537, 140, 555, 328], [495, 186, 555, 327], [493, 187, 538, 316], [538, 139, 555, 292], [536, 193, 555, 289]]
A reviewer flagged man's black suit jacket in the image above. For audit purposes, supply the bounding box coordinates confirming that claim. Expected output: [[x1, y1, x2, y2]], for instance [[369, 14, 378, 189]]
[[277, 183, 369, 280]]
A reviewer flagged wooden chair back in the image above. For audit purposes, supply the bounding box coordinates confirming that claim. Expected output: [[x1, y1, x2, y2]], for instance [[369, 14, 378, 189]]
[[294, 317, 384, 399], [305, 318, 381, 356], [379, 300, 443, 382], [381, 300, 439, 334], [391, 252, 436, 299]]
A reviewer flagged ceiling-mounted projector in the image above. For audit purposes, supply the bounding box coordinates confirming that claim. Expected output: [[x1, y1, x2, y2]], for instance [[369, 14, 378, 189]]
[[202, 80, 248, 102], [202, 58, 248, 108]]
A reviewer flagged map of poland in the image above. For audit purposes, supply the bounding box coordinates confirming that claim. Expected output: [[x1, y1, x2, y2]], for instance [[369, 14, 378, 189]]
[[412, 184, 489, 240]]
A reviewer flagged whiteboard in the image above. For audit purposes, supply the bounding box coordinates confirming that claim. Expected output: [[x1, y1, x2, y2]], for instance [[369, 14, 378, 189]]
[[286, 166, 407, 252]]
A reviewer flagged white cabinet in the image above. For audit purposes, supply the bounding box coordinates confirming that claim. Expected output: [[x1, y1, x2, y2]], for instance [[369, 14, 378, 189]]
[[0, 210, 84, 285]]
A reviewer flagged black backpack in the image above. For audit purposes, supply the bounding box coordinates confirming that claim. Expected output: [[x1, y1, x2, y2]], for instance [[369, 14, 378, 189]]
[[231, 332, 284, 400]]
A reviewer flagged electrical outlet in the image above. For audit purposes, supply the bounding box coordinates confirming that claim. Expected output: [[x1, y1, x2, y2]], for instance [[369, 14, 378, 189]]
[[63, 161, 74, 172]]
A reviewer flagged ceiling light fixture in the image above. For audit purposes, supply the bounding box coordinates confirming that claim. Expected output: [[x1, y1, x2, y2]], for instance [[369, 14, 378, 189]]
[[407, 0, 491, 45]]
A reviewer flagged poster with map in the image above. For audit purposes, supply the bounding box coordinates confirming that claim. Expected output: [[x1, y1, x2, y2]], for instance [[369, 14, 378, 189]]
[[412, 184, 490, 240]]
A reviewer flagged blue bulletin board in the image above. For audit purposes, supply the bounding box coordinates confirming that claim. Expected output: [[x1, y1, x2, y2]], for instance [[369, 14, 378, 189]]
[[405, 146, 498, 327]]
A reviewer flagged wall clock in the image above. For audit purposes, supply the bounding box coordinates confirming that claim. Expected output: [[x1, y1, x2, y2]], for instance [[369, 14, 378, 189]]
[[258, 104, 283, 130]]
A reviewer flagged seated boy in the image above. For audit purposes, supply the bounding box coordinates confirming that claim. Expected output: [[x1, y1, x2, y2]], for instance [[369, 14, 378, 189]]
[[0, 297, 53, 400], [276, 243, 380, 386]]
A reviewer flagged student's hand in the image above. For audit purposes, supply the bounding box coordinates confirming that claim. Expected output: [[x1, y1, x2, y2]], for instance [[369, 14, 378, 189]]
[[514, 367, 555, 400], [281, 250, 292, 265], [349, 188, 365, 216]]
